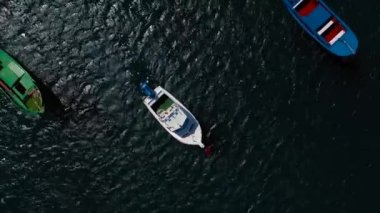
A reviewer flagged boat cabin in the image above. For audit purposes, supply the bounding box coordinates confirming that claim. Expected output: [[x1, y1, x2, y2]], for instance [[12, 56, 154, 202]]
[[0, 60, 43, 111], [0, 62, 31, 99], [151, 94, 195, 138]]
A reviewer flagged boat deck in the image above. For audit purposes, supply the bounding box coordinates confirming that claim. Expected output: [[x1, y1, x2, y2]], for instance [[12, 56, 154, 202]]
[[152, 94, 174, 113]]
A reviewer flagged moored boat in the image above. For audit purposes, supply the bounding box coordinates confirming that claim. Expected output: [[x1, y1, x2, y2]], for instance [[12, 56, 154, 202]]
[[0, 50, 44, 114], [283, 0, 358, 57], [141, 82, 204, 148]]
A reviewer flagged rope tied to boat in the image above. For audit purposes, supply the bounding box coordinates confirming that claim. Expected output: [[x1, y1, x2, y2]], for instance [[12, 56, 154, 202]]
[[339, 38, 356, 55]]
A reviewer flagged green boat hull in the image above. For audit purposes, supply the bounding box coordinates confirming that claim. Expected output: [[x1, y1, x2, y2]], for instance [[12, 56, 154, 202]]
[[0, 50, 44, 114]]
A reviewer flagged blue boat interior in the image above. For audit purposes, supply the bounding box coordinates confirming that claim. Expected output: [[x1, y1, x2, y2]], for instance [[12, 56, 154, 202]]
[[284, 0, 358, 56], [302, 3, 331, 32]]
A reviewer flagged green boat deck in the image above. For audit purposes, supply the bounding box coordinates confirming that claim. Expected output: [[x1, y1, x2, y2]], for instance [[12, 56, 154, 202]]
[[0, 50, 44, 114], [152, 94, 175, 114], [157, 98, 174, 113]]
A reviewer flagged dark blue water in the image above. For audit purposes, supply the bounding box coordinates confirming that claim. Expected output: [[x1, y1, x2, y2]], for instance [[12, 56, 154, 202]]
[[0, 0, 379, 212]]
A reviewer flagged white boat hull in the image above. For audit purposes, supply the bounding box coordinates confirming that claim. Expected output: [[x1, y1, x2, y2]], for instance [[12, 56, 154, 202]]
[[143, 86, 204, 148]]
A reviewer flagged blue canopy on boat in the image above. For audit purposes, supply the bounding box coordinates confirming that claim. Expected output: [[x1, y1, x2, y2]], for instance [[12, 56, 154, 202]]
[[140, 82, 156, 99]]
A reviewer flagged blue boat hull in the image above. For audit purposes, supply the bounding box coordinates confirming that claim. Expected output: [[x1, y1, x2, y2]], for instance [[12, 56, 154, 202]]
[[283, 0, 358, 57]]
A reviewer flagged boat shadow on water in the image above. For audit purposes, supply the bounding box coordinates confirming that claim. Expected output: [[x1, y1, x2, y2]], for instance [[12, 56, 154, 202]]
[[328, 53, 365, 85], [28, 71, 70, 119], [12, 62, 69, 120], [291, 31, 364, 84], [7, 54, 70, 119], [197, 119, 221, 156]]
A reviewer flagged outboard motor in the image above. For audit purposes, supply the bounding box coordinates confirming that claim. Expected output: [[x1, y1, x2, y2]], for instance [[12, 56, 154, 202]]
[[140, 81, 156, 99]]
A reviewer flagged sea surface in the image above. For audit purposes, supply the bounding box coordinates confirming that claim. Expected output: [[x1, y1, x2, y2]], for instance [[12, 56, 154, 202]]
[[0, 0, 379, 212]]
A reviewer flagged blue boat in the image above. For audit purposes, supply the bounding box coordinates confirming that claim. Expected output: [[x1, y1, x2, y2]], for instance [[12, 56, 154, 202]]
[[283, 0, 358, 57]]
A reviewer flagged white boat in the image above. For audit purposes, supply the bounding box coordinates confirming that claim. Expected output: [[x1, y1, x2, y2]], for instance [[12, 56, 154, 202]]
[[141, 82, 204, 148]]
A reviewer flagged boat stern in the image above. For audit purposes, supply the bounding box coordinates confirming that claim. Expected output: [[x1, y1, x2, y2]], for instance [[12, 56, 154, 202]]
[[193, 125, 204, 148], [24, 87, 45, 114], [181, 123, 204, 148], [330, 31, 359, 57]]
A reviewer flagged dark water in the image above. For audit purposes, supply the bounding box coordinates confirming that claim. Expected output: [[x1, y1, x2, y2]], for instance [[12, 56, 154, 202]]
[[0, 0, 379, 212]]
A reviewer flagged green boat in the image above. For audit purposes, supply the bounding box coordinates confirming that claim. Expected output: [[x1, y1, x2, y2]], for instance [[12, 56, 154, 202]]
[[0, 50, 44, 114]]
